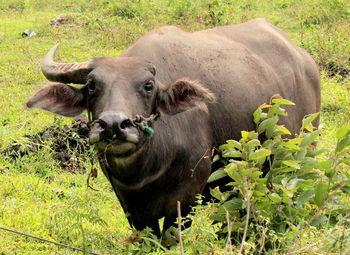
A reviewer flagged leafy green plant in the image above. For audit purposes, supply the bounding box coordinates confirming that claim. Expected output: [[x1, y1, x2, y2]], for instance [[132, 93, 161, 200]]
[[167, 0, 200, 21], [105, 0, 143, 20], [302, 22, 350, 74], [208, 95, 350, 253], [124, 228, 167, 254], [204, 0, 229, 26]]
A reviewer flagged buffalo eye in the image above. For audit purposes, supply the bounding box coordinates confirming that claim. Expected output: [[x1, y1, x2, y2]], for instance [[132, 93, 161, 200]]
[[143, 82, 154, 92], [87, 80, 96, 95]]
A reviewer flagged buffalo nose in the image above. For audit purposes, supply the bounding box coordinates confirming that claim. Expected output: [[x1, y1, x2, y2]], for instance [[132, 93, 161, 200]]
[[97, 112, 133, 140]]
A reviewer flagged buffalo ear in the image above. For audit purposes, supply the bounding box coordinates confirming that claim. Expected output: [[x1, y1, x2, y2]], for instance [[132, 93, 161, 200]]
[[157, 78, 215, 115], [26, 83, 86, 117]]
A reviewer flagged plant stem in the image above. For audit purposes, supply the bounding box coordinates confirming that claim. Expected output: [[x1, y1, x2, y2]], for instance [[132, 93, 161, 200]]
[[225, 210, 233, 254], [238, 185, 251, 255], [177, 201, 184, 255]]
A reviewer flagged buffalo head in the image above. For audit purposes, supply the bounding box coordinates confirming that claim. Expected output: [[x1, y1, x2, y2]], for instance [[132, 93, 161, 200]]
[[27, 44, 215, 158]]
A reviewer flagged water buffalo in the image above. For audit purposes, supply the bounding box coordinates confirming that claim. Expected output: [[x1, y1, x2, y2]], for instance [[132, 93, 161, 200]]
[[27, 18, 320, 236]]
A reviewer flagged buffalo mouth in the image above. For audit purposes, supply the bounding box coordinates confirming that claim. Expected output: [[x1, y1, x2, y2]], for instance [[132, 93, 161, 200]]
[[94, 140, 138, 156], [88, 123, 140, 157]]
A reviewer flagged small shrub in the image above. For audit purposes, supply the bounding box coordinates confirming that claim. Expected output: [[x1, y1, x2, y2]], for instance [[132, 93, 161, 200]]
[[302, 22, 350, 75], [207, 95, 350, 253], [167, 0, 200, 22], [204, 0, 229, 26], [107, 1, 143, 20]]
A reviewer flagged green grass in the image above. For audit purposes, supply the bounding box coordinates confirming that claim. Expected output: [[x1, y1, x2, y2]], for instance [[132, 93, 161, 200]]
[[0, 171, 130, 254], [0, 0, 349, 254]]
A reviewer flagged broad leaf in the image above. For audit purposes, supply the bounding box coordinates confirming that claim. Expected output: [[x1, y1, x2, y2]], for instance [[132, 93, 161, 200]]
[[212, 154, 220, 163], [218, 143, 232, 151], [258, 116, 278, 136], [286, 178, 299, 190], [302, 112, 320, 132], [253, 107, 262, 124], [314, 183, 328, 207], [241, 130, 249, 140], [271, 98, 296, 105], [282, 141, 301, 151], [268, 193, 282, 203], [226, 139, 243, 150], [276, 125, 291, 135], [210, 187, 230, 201], [296, 189, 314, 208], [336, 124, 350, 139], [249, 148, 271, 161], [222, 198, 243, 211], [247, 139, 261, 148], [310, 215, 327, 227], [316, 160, 334, 178], [335, 135, 350, 153], [300, 130, 321, 147], [208, 170, 227, 183], [222, 148, 242, 158], [282, 160, 301, 169]]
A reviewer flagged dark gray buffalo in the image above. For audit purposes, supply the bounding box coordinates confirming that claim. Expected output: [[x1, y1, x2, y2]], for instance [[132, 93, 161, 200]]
[[27, 18, 320, 236]]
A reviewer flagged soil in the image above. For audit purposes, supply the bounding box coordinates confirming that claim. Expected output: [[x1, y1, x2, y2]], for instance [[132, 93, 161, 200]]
[[3, 116, 91, 172], [322, 62, 350, 81]]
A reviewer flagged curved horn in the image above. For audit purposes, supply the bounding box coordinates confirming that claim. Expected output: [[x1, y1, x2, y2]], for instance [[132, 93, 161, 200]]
[[41, 44, 93, 84]]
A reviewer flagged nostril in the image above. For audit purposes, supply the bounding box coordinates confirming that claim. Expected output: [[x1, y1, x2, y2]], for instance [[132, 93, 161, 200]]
[[96, 120, 106, 130], [120, 119, 132, 130]]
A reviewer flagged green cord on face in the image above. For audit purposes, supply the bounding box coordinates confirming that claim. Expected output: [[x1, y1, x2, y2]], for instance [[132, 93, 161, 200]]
[[143, 126, 155, 139], [129, 112, 159, 139], [131, 123, 155, 139]]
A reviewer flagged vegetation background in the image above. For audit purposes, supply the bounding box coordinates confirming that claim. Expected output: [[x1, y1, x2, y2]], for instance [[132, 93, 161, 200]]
[[0, 0, 349, 254]]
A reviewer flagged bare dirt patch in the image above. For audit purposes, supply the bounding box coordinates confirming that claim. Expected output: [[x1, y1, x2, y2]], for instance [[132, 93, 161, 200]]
[[3, 116, 91, 172]]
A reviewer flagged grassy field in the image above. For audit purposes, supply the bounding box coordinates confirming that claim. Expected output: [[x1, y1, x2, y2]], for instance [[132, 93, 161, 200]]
[[0, 0, 349, 254]]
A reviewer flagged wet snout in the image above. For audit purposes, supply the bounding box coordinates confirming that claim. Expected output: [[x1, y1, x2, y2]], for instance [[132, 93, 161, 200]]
[[89, 112, 139, 145]]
